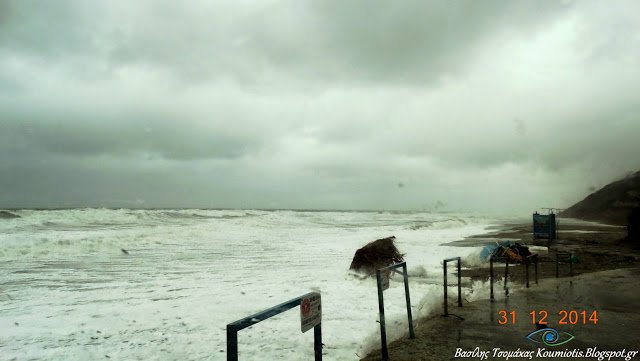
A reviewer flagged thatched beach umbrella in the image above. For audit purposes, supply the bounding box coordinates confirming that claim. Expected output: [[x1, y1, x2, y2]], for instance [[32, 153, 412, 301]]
[[349, 236, 405, 276]]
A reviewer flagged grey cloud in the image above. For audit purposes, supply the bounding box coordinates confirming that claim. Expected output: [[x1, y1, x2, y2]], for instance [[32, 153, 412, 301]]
[[1, 109, 266, 161], [247, 1, 573, 84], [1, 1, 640, 212], [0, 1, 103, 59], [573, 0, 640, 65], [1, 1, 574, 87]]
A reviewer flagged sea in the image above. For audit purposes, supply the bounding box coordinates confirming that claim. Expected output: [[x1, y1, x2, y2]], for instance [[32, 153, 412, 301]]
[[0, 209, 508, 360]]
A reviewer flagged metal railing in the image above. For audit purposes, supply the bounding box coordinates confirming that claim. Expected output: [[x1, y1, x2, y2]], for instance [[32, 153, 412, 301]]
[[443, 257, 462, 316], [489, 256, 509, 301], [375, 261, 415, 360], [525, 254, 539, 288], [226, 292, 322, 361], [555, 252, 575, 278]]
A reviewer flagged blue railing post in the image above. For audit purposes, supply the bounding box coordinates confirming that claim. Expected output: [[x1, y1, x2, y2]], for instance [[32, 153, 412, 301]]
[[555, 252, 574, 278], [525, 254, 539, 288], [489, 256, 509, 301], [526, 256, 530, 288], [504, 259, 509, 296], [443, 261, 448, 316], [535, 254, 539, 284], [490, 257, 494, 301], [443, 257, 462, 316], [314, 324, 322, 360], [376, 269, 389, 360], [402, 263, 415, 339], [227, 326, 238, 361], [457, 260, 462, 307], [375, 261, 414, 360]]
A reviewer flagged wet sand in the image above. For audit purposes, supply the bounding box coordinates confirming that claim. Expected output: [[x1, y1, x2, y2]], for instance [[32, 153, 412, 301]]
[[361, 220, 640, 361]]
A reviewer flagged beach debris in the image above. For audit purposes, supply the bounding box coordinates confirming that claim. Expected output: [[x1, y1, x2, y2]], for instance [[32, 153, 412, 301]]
[[349, 236, 404, 276], [480, 242, 531, 262]]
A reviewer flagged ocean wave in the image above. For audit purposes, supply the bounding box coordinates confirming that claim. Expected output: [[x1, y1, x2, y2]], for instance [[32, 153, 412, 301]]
[[0, 235, 132, 260], [407, 218, 469, 230], [0, 210, 21, 219], [0, 209, 497, 262]]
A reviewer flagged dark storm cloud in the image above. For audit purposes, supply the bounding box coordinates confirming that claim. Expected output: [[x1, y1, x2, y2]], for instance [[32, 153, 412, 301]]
[[1, 0, 572, 86], [1, 0, 640, 211], [207, 0, 574, 85], [0, 95, 270, 161], [300, 1, 571, 83], [1, 117, 258, 161]]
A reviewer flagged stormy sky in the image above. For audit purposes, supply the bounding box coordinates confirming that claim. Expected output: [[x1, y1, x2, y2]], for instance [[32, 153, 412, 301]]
[[1, 0, 639, 213]]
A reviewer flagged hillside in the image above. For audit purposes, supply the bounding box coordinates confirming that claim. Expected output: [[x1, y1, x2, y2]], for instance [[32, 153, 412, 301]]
[[560, 171, 640, 225]]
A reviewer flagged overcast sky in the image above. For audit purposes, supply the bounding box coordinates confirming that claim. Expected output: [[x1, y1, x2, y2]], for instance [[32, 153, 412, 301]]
[[1, 0, 639, 213]]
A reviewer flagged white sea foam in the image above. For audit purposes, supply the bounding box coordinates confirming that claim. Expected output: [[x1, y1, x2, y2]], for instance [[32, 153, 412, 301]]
[[0, 209, 499, 360]]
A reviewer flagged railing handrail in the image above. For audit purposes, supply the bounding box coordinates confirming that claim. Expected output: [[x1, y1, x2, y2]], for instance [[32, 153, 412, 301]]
[[555, 252, 575, 278], [227, 292, 322, 361], [227, 292, 318, 332], [377, 262, 408, 272]]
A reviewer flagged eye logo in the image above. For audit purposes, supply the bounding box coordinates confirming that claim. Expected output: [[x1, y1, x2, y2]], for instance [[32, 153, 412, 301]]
[[526, 328, 575, 346]]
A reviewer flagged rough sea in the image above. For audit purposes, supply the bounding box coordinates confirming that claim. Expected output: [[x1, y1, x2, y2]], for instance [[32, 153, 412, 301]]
[[0, 209, 503, 360]]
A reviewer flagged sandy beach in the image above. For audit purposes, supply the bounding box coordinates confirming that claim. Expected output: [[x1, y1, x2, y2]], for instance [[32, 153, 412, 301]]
[[361, 219, 640, 361]]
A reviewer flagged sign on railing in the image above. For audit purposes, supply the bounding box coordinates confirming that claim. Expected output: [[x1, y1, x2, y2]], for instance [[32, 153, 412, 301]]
[[375, 262, 415, 361], [301, 293, 322, 333], [226, 292, 322, 361]]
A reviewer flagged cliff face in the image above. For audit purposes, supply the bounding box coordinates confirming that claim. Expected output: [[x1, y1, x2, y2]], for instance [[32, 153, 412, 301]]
[[560, 171, 640, 225]]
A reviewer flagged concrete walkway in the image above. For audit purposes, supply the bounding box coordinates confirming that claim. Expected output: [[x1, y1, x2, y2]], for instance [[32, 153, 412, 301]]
[[362, 267, 640, 361]]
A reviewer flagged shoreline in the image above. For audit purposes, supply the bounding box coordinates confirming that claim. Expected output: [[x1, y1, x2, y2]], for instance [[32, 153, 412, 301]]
[[361, 219, 640, 361]]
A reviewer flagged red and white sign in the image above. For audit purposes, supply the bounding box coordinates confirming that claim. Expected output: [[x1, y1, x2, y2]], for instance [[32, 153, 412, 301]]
[[301, 299, 311, 317], [300, 292, 321, 333]]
